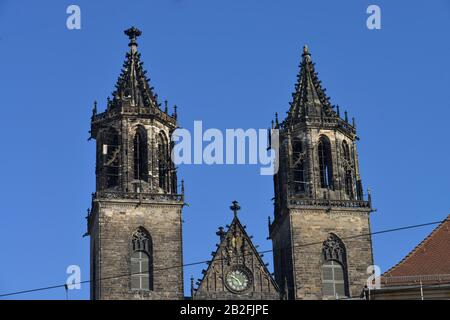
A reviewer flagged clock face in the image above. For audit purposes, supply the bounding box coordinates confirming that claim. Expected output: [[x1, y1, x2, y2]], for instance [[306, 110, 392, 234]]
[[226, 267, 251, 292]]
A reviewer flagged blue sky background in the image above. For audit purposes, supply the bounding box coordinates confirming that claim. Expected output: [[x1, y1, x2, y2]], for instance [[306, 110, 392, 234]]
[[0, 0, 449, 299]]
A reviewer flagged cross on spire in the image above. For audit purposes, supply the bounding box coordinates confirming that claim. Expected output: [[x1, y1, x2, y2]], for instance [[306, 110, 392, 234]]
[[230, 200, 241, 218], [124, 26, 142, 48]]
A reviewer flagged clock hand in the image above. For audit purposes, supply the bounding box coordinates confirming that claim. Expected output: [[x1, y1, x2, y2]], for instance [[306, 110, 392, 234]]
[[230, 275, 242, 286]]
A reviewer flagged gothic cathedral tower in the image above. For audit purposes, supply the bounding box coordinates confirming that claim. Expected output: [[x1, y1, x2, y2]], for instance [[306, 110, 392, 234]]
[[269, 46, 374, 300], [87, 27, 184, 300]]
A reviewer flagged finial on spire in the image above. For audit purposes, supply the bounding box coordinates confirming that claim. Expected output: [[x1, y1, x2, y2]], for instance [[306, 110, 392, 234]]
[[275, 112, 279, 127], [216, 226, 226, 241], [230, 200, 241, 218], [92, 101, 97, 117], [173, 104, 178, 119], [164, 100, 168, 113], [302, 44, 312, 63], [303, 45, 309, 55], [124, 27, 142, 48]]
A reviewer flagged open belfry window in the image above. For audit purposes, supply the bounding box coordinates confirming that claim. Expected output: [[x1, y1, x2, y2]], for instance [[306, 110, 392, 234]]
[[318, 135, 333, 188], [133, 126, 149, 182], [292, 137, 306, 193], [157, 132, 169, 191], [342, 141, 354, 199], [100, 127, 120, 188]]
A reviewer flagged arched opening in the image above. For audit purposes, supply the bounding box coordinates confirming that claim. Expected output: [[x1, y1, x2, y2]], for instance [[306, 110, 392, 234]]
[[318, 136, 333, 188], [345, 170, 354, 199], [342, 141, 354, 199], [342, 141, 350, 162], [157, 132, 169, 192], [99, 127, 120, 189], [133, 126, 148, 182], [292, 138, 306, 193], [131, 227, 153, 291], [321, 234, 349, 298]]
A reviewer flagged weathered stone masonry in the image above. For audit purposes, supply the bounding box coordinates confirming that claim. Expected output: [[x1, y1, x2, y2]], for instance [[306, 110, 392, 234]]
[[86, 28, 374, 300]]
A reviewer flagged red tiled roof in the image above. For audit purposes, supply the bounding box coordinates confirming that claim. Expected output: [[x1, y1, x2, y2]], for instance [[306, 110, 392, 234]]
[[382, 215, 450, 286]]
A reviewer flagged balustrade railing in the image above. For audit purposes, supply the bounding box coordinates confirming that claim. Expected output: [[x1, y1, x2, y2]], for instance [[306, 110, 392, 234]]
[[94, 190, 183, 202], [289, 198, 370, 209]]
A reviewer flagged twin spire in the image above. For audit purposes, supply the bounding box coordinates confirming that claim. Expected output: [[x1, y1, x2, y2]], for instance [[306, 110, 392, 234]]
[[106, 29, 350, 129]]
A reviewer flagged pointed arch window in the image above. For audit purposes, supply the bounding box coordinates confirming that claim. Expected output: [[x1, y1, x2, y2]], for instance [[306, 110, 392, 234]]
[[131, 228, 153, 291], [292, 138, 306, 193], [342, 141, 350, 162], [318, 136, 333, 188], [321, 234, 348, 298], [133, 126, 149, 182], [99, 128, 120, 189], [342, 141, 354, 199], [344, 170, 354, 199], [157, 132, 169, 192]]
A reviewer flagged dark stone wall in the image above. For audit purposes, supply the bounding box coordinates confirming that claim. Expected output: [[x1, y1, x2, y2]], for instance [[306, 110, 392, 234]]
[[90, 199, 184, 300], [271, 208, 373, 300]]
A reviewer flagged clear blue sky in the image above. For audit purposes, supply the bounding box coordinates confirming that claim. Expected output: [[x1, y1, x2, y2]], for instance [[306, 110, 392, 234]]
[[0, 0, 449, 299]]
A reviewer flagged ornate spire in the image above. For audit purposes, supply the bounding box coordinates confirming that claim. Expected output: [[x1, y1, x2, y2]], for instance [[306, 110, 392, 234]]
[[109, 27, 159, 110], [288, 45, 337, 121]]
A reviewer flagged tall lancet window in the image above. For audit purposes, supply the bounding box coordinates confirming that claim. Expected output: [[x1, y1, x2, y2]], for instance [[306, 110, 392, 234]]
[[344, 171, 354, 199], [318, 136, 333, 188], [321, 234, 348, 298], [99, 128, 120, 189], [131, 227, 153, 291], [292, 138, 306, 193], [133, 126, 148, 182], [342, 141, 354, 199], [157, 132, 169, 192], [342, 141, 350, 162]]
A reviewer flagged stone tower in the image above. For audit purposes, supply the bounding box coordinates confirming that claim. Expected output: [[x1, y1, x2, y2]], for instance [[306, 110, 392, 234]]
[[87, 27, 184, 300], [269, 46, 374, 300], [194, 201, 280, 300]]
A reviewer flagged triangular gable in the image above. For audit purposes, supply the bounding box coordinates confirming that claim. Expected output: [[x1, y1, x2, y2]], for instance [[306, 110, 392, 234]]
[[194, 216, 280, 300]]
